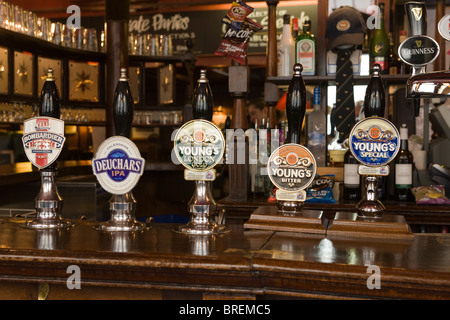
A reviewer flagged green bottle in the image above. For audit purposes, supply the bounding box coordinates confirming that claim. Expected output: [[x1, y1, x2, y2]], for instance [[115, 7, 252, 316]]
[[295, 20, 316, 75], [369, 3, 390, 74]]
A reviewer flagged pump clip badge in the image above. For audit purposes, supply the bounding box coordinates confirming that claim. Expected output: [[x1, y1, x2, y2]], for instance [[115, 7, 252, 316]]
[[22, 117, 66, 169], [349, 117, 400, 167], [267, 143, 317, 192], [92, 136, 145, 195], [173, 119, 225, 172]]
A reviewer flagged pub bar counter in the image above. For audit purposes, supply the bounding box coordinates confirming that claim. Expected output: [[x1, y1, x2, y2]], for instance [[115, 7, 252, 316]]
[[0, 0, 448, 301]]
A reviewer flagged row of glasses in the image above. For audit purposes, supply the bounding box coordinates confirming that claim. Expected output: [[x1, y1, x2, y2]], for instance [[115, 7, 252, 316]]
[[0, 1, 102, 52], [133, 110, 182, 125], [61, 107, 90, 123], [0, 101, 30, 122], [129, 33, 173, 56], [65, 27, 98, 51]]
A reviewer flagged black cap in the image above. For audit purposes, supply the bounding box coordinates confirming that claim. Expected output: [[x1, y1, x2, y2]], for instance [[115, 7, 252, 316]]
[[326, 6, 367, 50]]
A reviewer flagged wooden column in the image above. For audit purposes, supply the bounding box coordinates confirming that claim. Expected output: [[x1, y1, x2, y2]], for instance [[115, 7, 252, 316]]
[[434, 0, 446, 71], [317, 0, 328, 76], [228, 60, 249, 201], [105, 0, 129, 138], [265, 0, 279, 129]]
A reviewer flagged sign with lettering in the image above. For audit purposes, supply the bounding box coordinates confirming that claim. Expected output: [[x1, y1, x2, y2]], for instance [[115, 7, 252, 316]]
[[92, 136, 145, 195], [398, 35, 440, 66], [267, 143, 316, 192], [22, 117, 65, 169], [349, 117, 400, 167], [174, 120, 225, 171], [127, 5, 317, 54]]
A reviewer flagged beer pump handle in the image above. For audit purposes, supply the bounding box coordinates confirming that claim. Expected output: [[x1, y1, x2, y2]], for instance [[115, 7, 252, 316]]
[[405, 2, 427, 36], [364, 64, 386, 118], [39, 68, 61, 172], [405, 2, 427, 116], [285, 64, 306, 145], [192, 69, 214, 121], [39, 68, 61, 119], [113, 68, 134, 138]]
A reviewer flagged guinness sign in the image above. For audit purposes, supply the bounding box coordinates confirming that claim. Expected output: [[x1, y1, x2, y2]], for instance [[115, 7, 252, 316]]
[[398, 35, 439, 66]]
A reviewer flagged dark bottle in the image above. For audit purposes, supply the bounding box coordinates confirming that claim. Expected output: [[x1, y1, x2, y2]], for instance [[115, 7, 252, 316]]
[[388, 33, 399, 75], [192, 69, 213, 121], [395, 124, 413, 201], [225, 114, 231, 130], [285, 64, 306, 144], [39, 68, 61, 119], [369, 2, 390, 74], [343, 149, 361, 201], [113, 67, 134, 138], [364, 64, 385, 117]]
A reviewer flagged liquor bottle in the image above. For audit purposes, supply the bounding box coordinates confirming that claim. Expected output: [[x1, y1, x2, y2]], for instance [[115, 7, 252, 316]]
[[39, 68, 61, 119], [364, 64, 385, 117], [113, 68, 134, 138], [307, 86, 326, 166], [285, 64, 306, 145], [369, 2, 390, 74], [224, 114, 231, 130], [292, 17, 299, 39], [295, 19, 316, 75], [388, 33, 399, 75], [327, 106, 347, 167], [277, 14, 295, 77], [328, 132, 347, 167], [398, 30, 410, 74], [343, 149, 361, 201], [192, 69, 214, 121], [278, 108, 288, 145], [395, 124, 413, 201]]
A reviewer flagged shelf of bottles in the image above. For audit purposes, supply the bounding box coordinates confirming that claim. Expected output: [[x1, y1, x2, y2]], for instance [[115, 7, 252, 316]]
[[267, 74, 411, 86]]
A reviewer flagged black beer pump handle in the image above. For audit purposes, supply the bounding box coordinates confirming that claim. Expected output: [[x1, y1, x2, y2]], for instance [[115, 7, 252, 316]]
[[192, 69, 214, 122], [39, 68, 61, 172], [405, 2, 427, 117], [113, 68, 134, 138], [285, 64, 306, 145], [405, 2, 427, 36], [39, 68, 61, 119]]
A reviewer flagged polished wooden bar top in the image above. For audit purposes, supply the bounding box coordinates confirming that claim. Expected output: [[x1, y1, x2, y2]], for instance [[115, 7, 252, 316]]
[[0, 217, 449, 299], [218, 196, 450, 225]]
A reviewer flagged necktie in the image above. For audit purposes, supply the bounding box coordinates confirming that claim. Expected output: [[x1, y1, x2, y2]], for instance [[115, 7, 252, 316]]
[[335, 48, 355, 143]]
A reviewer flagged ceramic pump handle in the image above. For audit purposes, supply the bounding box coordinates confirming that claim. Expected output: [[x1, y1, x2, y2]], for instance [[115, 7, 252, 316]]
[[39, 68, 61, 119], [285, 64, 306, 145], [113, 68, 134, 138], [405, 2, 427, 36], [192, 69, 214, 121]]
